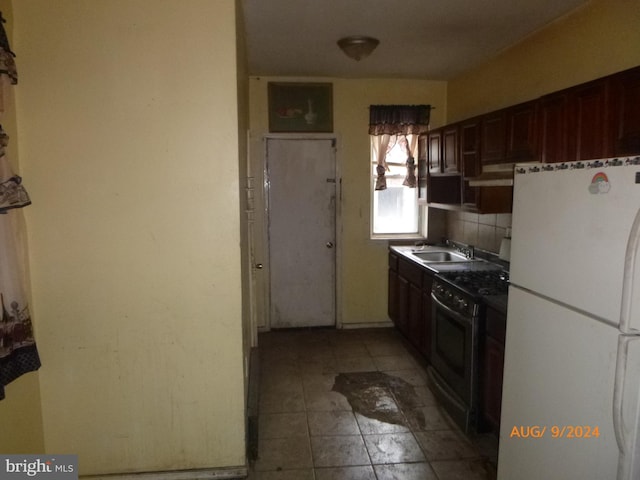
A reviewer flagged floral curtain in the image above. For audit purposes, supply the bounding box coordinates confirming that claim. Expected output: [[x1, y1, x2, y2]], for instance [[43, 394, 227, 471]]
[[0, 12, 40, 401], [369, 105, 430, 190]]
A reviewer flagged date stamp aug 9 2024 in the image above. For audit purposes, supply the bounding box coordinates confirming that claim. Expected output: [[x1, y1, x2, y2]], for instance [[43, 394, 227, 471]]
[[510, 425, 600, 439]]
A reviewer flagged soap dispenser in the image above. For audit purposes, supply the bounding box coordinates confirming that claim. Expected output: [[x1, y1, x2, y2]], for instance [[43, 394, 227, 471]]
[[499, 227, 511, 261]]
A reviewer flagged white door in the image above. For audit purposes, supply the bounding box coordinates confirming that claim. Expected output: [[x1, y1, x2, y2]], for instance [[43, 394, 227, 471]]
[[266, 138, 336, 328]]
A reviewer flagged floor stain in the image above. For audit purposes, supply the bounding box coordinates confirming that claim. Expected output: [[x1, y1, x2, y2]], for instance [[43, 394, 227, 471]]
[[331, 371, 419, 427]]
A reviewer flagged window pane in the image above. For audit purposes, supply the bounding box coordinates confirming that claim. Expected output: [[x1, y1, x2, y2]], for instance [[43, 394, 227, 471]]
[[372, 177, 418, 234]]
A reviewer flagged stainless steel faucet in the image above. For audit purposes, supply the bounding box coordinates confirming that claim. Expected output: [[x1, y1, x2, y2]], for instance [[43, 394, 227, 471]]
[[460, 245, 475, 259]]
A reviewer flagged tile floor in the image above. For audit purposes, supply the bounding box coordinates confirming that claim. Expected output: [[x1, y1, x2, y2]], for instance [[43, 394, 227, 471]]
[[248, 327, 497, 480]]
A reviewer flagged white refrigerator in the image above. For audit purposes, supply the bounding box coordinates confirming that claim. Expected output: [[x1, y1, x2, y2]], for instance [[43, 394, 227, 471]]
[[498, 158, 640, 480]]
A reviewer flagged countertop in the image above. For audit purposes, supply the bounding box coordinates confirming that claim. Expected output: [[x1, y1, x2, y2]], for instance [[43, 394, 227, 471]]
[[390, 245, 506, 274], [390, 244, 509, 315]]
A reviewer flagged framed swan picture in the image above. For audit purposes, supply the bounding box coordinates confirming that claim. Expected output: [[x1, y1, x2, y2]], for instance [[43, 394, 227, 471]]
[[268, 82, 333, 133]]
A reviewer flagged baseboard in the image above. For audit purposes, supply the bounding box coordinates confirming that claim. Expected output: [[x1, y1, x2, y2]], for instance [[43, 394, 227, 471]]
[[340, 321, 394, 329], [81, 466, 247, 480], [246, 347, 260, 462]]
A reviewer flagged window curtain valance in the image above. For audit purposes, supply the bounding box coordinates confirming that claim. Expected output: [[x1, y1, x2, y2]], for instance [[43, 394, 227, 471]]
[[370, 105, 430, 190], [368, 104, 430, 136]]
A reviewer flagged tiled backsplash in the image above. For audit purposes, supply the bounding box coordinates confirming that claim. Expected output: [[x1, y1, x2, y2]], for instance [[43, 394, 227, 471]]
[[445, 211, 512, 254]]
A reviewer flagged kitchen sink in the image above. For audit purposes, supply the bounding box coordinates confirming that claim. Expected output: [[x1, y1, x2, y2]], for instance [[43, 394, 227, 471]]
[[411, 251, 471, 262]]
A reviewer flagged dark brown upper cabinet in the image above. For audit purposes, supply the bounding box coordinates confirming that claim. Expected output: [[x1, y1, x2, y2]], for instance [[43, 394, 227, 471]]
[[427, 125, 461, 174], [442, 124, 460, 173], [538, 77, 611, 163], [427, 125, 462, 205], [428, 129, 442, 173], [480, 110, 506, 165], [423, 65, 640, 213], [460, 118, 481, 207], [538, 91, 570, 163], [611, 66, 640, 156], [480, 101, 538, 165], [567, 78, 612, 161], [505, 101, 538, 162]]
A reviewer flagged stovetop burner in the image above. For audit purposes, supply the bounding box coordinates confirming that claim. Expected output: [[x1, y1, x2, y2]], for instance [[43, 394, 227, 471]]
[[438, 270, 509, 297]]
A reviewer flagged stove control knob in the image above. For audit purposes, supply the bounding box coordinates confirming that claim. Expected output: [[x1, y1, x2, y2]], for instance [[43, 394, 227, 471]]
[[453, 295, 462, 309]]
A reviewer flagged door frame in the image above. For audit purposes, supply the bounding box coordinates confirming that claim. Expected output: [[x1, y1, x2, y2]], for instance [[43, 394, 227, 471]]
[[257, 134, 342, 331]]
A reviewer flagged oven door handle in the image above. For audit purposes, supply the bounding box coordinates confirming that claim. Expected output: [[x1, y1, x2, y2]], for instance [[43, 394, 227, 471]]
[[431, 292, 472, 325]]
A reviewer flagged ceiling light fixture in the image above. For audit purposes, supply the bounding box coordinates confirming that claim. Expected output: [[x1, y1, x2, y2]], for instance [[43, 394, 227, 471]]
[[337, 36, 380, 61]]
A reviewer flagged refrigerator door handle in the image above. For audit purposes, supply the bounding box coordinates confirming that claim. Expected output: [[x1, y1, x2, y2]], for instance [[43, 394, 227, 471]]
[[614, 336, 630, 452], [620, 208, 640, 334], [613, 335, 640, 480]]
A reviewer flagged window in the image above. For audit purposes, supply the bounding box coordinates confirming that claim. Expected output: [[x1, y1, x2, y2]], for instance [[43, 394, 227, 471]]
[[369, 105, 430, 238], [371, 134, 419, 235]]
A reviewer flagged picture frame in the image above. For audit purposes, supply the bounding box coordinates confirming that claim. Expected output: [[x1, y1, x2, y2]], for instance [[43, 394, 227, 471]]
[[268, 82, 333, 133]]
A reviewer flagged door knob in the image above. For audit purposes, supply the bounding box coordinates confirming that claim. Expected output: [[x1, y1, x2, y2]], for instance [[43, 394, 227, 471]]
[[326, 242, 334, 248], [255, 263, 263, 269]]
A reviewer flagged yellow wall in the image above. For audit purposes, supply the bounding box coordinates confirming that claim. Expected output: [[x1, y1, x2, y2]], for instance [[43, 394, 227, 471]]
[[0, 375, 44, 453], [0, 0, 45, 454], [249, 77, 447, 326], [13, 0, 245, 475], [448, 0, 640, 122]]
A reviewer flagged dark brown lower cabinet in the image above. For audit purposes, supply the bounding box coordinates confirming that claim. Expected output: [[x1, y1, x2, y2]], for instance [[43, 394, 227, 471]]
[[397, 276, 410, 337], [407, 282, 422, 348], [480, 305, 507, 434], [388, 252, 433, 362], [420, 275, 433, 358], [388, 268, 399, 326]]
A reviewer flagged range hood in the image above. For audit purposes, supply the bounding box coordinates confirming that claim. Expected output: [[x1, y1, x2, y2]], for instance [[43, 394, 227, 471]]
[[468, 162, 540, 187]]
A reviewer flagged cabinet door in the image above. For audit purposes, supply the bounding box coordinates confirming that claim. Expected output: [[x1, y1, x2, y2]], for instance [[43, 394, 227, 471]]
[[442, 125, 460, 173], [538, 92, 570, 163], [408, 283, 422, 351], [481, 110, 506, 164], [476, 186, 513, 214], [460, 119, 480, 206], [397, 276, 410, 337], [480, 305, 507, 433], [388, 269, 399, 324], [568, 78, 612, 161], [421, 274, 434, 359], [506, 101, 538, 162], [428, 130, 442, 173], [427, 175, 461, 205], [417, 134, 428, 204], [481, 335, 505, 433], [611, 67, 640, 156]]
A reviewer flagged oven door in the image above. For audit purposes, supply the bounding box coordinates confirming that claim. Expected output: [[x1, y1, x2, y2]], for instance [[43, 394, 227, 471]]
[[428, 291, 479, 431]]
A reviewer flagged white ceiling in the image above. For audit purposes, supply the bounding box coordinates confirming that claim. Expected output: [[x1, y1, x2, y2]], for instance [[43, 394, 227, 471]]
[[241, 0, 590, 80]]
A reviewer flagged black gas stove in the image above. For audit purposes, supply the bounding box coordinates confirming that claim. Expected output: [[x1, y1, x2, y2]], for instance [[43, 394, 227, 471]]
[[431, 268, 509, 318], [428, 265, 509, 434], [437, 270, 509, 297]]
